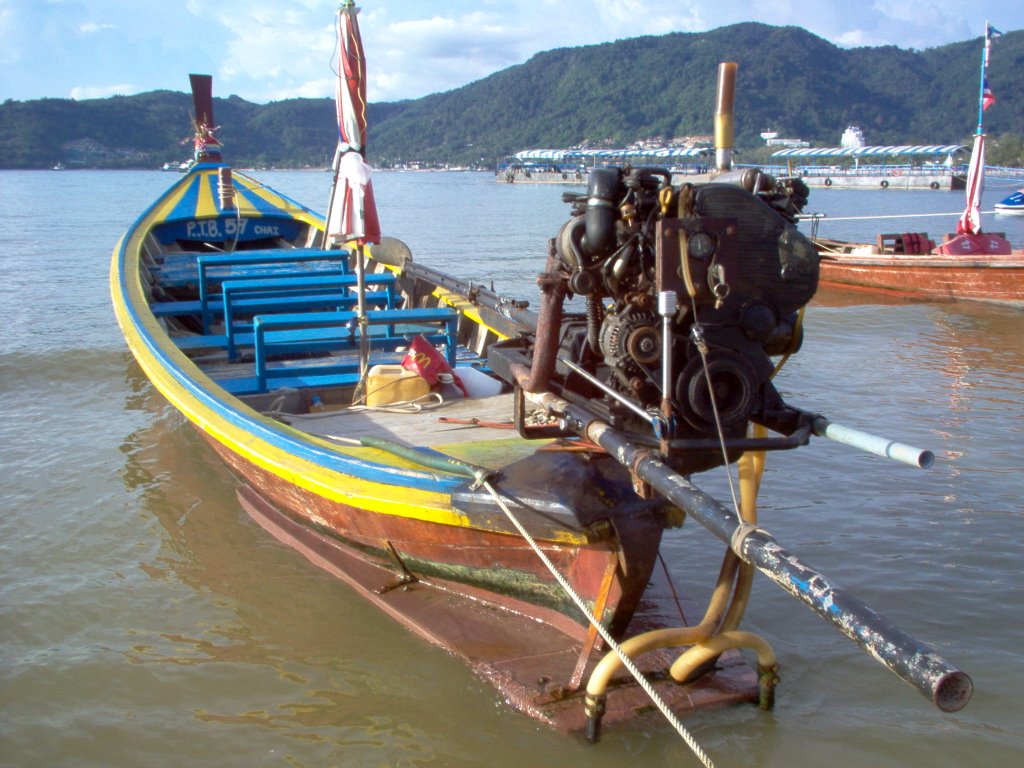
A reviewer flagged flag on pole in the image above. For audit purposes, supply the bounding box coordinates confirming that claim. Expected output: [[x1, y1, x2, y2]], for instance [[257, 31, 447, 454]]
[[982, 77, 996, 111], [986, 23, 1003, 40]]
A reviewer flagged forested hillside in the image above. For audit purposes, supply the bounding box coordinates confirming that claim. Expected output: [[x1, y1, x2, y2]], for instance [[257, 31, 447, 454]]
[[2, 23, 1021, 169]]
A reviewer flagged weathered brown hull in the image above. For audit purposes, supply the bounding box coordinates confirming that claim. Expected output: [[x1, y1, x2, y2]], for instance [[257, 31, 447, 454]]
[[817, 249, 1024, 306], [235, 476, 759, 732], [198, 428, 664, 641]]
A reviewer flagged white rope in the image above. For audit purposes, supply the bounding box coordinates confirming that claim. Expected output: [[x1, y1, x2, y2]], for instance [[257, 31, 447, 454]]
[[801, 210, 995, 222], [686, 299, 743, 523], [481, 480, 718, 768]]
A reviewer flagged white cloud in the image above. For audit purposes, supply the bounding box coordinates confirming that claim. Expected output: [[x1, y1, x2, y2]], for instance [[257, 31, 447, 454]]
[[0, 0, 1021, 103], [590, 0, 705, 34], [362, 12, 530, 100], [70, 83, 137, 99], [188, 2, 335, 99], [79, 22, 115, 34]]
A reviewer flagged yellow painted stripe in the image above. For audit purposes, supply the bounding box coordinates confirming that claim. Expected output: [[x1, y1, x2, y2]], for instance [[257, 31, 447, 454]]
[[112, 222, 466, 530], [195, 173, 218, 218], [149, 178, 198, 224], [111, 176, 589, 545], [432, 288, 512, 340]]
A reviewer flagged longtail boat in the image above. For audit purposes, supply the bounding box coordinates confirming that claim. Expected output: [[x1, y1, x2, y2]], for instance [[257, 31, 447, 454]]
[[809, 25, 1024, 307], [810, 234, 1024, 306], [111, 4, 971, 755]]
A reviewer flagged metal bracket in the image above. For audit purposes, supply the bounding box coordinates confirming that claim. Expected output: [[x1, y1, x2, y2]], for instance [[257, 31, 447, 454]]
[[376, 540, 419, 594], [513, 384, 572, 439]]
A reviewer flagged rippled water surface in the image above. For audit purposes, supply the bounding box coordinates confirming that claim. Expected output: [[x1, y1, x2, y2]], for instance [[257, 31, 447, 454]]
[[1, 169, 1022, 767]]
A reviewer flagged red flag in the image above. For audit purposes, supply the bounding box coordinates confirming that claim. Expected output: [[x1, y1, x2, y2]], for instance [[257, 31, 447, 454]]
[[982, 77, 996, 111]]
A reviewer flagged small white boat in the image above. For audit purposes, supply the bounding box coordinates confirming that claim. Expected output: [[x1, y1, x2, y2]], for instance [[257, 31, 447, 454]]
[[995, 188, 1024, 215]]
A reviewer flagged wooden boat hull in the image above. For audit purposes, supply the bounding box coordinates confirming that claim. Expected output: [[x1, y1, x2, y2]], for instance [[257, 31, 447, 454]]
[[112, 165, 649, 624], [197, 425, 666, 637], [814, 240, 1024, 306], [111, 161, 760, 731], [235, 482, 757, 731]]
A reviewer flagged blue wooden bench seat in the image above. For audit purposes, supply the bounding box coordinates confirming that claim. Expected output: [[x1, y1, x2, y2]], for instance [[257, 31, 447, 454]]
[[153, 248, 351, 288], [175, 333, 233, 351], [173, 320, 443, 358], [216, 348, 408, 396], [222, 273, 397, 356], [196, 250, 353, 332], [221, 272, 395, 299], [209, 307, 459, 394], [152, 273, 395, 318], [225, 291, 394, 358], [168, 292, 393, 353], [152, 269, 357, 313], [155, 264, 351, 291]]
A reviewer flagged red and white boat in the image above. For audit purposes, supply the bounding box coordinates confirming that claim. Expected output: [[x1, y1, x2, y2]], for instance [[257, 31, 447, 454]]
[[812, 24, 1024, 307]]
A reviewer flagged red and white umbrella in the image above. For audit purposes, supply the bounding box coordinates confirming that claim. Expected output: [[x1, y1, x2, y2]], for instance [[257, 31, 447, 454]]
[[324, 2, 381, 399], [330, 150, 380, 243], [956, 133, 985, 236], [326, 1, 380, 245]]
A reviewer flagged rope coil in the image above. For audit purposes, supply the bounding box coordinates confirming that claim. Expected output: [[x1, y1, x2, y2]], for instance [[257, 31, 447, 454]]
[[730, 522, 768, 561]]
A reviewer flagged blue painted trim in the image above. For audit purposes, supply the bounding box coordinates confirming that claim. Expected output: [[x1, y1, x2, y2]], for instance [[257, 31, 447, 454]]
[[165, 174, 203, 221], [233, 181, 288, 215], [114, 176, 465, 495]]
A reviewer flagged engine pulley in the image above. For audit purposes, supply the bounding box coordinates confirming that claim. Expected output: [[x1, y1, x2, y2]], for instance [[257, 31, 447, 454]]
[[675, 349, 760, 433]]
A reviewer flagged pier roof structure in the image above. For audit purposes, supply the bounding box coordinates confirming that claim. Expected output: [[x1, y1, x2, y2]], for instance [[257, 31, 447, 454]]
[[772, 145, 965, 159], [513, 147, 711, 163]]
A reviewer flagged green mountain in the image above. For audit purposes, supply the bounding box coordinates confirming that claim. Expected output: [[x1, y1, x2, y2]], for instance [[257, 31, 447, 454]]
[[2, 23, 1021, 169]]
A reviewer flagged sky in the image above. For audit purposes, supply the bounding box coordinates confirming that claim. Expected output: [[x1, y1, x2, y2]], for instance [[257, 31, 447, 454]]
[[1, 0, 1021, 104]]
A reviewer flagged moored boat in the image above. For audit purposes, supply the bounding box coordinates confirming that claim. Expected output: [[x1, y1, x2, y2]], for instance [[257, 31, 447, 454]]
[[995, 188, 1024, 215], [111, 4, 972, 756], [812, 234, 1024, 306], [809, 25, 1024, 307]]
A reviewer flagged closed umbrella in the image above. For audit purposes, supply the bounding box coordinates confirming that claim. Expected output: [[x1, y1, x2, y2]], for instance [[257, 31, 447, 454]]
[[956, 132, 985, 236], [324, 1, 381, 398]]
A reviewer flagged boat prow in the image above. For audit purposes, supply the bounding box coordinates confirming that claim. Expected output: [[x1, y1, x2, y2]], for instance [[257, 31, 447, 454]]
[[995, 189, 1024, 215]]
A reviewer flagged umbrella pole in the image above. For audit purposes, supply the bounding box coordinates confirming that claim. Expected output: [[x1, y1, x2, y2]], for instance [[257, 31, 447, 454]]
[[322, 145, 343, 249], [353, 241, 370, 402]]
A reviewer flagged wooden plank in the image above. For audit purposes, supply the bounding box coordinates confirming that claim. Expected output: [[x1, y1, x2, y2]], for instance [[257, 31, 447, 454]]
[[301, 393, 515, 448]]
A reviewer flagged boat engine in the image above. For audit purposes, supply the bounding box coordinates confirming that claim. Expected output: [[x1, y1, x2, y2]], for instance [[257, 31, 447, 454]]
[[496, 166, 819, 474]]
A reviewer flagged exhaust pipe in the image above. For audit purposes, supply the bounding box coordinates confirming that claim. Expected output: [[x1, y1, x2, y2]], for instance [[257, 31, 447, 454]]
[[714, 62, 738, 172]]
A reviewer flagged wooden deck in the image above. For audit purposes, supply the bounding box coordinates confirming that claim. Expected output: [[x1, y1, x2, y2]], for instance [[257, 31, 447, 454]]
[[295, 392, 516, 449]]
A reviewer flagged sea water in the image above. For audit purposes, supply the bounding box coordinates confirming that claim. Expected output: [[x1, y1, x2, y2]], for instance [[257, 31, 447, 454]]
[[1, 169, 1022, 767]]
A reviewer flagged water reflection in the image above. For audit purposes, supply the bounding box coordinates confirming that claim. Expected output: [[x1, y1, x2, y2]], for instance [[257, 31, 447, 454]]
[[108, 243, 1024, 767], [115, 365, 559, 767]]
